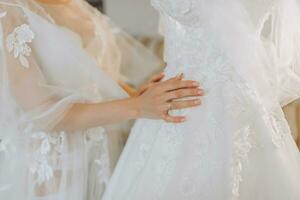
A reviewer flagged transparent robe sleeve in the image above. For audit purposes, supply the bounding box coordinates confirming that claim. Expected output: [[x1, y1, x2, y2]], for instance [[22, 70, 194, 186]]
[[40, 0, 164, 87], [2, 4, 129, 129], [0, 4, 127, 199]]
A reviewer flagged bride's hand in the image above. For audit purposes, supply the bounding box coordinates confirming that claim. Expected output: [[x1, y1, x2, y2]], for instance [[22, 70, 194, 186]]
[[137, 72, 166, 96], [135, 74, 204, 123]]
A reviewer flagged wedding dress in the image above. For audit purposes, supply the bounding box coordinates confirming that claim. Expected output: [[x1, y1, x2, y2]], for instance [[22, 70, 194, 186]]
[[103, 0, 300, 199], [0, 0, 161, 199]]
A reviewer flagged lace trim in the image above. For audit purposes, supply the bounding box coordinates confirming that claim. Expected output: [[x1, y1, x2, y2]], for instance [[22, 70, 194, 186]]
[[26, 124, 65, 185], [6, 24, 35, 68]]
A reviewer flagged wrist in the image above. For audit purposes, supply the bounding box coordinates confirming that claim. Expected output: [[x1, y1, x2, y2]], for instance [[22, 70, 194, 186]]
[[129, 97, 142, 119]]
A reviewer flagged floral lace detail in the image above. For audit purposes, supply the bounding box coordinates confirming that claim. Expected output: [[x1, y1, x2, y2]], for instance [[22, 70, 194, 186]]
[[106, 2, 299, 197], [6, 24, 35, 68], [88, 128, 110, 185], [231, 126, 253, 197], [27, 124, 65, 185], [95, 154, 110, 185], [264, 109, 291, 147]]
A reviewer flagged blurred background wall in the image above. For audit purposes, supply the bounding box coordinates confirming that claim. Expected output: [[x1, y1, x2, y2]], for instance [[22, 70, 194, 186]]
[[105, 0, 160, 37], [87, 0, 104, 11], [88, 0, 160, 37]]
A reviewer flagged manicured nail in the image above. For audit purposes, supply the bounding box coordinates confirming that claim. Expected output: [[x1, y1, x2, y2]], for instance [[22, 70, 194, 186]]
[[180, 117, 186, 122]]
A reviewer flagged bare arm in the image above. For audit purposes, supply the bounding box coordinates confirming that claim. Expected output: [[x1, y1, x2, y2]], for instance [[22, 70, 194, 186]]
[[54, 97, 139, 132], [55, 75, 204, 132]]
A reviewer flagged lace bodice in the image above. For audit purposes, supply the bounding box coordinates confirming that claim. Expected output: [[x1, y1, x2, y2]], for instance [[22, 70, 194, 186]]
[[151, 0, 206, 27], [146, 0, 298, 197]]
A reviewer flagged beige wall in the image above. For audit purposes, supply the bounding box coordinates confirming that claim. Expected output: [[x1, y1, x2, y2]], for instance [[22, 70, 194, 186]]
[[105, 0, 159, 37]]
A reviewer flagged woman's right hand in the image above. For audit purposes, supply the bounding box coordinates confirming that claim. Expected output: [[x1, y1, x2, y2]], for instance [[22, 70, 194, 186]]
[[135, 74, 204, 123]]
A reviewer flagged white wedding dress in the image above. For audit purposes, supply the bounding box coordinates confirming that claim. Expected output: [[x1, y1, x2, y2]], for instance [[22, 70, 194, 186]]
[[0, 0, 161, 200], [103, 0, 300, 199]]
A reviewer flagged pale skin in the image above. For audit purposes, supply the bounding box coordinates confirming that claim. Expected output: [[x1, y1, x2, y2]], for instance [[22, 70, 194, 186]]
[[56, 73, 204, 132], [34, 0, 204, 132]]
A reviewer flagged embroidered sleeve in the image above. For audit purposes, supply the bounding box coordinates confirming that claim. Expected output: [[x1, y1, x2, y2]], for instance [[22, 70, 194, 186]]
[[6, 24, 35, 68]]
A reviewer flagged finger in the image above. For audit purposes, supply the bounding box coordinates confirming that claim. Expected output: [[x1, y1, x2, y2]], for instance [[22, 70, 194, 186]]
[[162, 113, 186, 123], [163, 73, 184, 84], [163, 88, 204, 101], [161, 80, 200, 92], [138, 82, 156, 95], [163, 73, 184, 85], [150, 72, 165, 83], [170, 99, 202, 110]]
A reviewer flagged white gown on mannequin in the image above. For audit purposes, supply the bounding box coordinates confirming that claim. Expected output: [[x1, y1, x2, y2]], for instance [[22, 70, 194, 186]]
[[103, 0, 300, 199], [0, 0, 161, 199]]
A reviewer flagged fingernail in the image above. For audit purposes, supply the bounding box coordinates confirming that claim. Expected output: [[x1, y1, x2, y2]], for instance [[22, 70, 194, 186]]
[[180, 117, 186, 122]]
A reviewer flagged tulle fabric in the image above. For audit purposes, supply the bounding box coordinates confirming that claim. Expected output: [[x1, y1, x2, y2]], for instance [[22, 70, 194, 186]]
[[153, 0, 300, 106], [37, 0, 163, 87], [0, 0, 160, 199], [103, 0, 300, 199]]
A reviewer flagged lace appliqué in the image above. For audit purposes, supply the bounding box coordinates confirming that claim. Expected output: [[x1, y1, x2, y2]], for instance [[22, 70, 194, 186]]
[[231, 126, 253, 197], [264, 109, 291, 147], [27, 125, 65, 185], [87, 128, 111, 185], [6, 24, 35, 68]]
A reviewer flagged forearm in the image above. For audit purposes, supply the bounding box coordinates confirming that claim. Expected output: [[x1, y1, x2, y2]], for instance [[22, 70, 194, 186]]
[[55, 97, 140, 132]]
